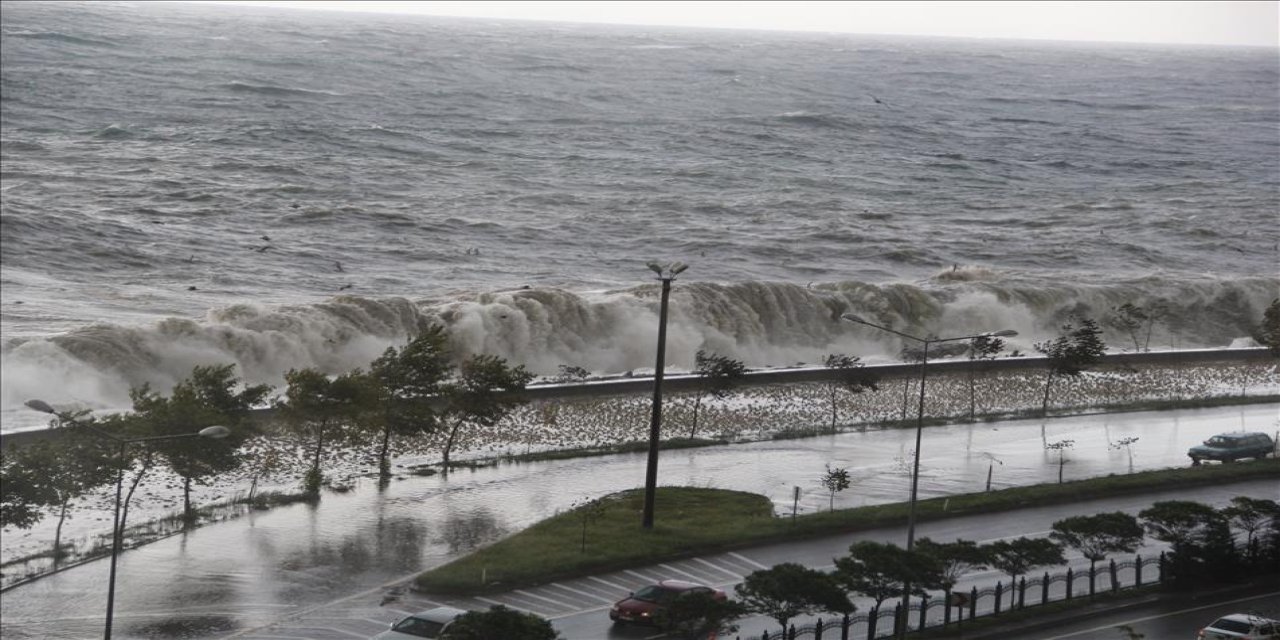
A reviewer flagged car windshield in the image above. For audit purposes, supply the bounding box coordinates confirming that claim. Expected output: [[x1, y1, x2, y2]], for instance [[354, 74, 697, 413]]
[[1205, 436, 1235, 446], [631, 586, 679, 603], [390, 616, 447, 638], [1209, 618, 1253, 633]]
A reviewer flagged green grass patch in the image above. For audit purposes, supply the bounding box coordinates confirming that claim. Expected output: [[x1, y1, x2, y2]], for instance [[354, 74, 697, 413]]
[[415, 459, 1280, 596]]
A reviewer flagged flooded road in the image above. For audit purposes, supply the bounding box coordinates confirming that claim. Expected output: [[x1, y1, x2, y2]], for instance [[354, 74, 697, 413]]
[[1, 404, 1276, 639]]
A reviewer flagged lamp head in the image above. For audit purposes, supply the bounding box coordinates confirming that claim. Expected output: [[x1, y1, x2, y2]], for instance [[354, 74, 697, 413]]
[[198, 425, 231, 439], [646, 262, 664, 275], [671, 262, 688, 275], [989, 330, 1019, 338], [24, 399, 56, 415]]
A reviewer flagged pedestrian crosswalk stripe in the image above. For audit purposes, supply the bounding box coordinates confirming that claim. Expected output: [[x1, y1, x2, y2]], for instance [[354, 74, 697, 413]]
[[515, 589, 576, 610], [693, 557, 742, 579], [659, 562, 708, 582], [587, 575, 633, 592], [547, 582, 615, 604]]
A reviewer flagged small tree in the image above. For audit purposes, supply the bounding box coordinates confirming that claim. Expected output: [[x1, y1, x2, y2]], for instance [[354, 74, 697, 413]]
[[572, 496, 608, 552], [367, 327, 450, 485], [1050, 512, 1145, 593], [662, 591, 748, 640], [820, 465, 852, 512], [1221, 496, 1280, 557], [278, 368, 373, 496], [1035, 316, 1106, 417], [822, 354, 878, 432], [1110, 436, 1140, 473], [1254, 298, 1280, 356], [1107, 302, 1163, 353], [438, 354, 534, 472], [1138, 500, 1223, 586], [145, 364, 269, 523], [736, 563, 854, 630], [1046, 439, 1075, 484], [966, 334, 1005, 421], [2, 426, 114, 558], [914, 538, 988, 593], [984, 537, 1065, 609], [834, 541, 938, 615], [446, 605, 559, 640], [688, 350, 746, 439], [0, 446, 55, 530]]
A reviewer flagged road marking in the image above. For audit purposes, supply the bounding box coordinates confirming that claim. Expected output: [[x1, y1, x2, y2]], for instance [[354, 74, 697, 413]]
[[729, 552, 770, 570], [547, 582, 616, 604], [659, 562, 710, 583], [1039, 590, 1280, 639], [625, 568, 663, 583], [515, 588, 576, 610], [588, 575, 633, 592], [476, 596, 537, 614], [693, 557, 742, 579], [382, 607, 414, 617]]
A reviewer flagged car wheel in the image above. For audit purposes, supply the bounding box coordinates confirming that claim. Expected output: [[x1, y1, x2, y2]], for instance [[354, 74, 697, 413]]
[[1190, 457, 1201, 466]]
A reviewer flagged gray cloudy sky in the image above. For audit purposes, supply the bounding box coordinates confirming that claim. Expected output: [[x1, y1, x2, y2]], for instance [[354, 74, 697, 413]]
[[190, 1, 1279, 47]]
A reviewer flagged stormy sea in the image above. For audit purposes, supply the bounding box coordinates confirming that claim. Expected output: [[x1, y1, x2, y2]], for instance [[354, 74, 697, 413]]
[[2, 1, 1277, 432]]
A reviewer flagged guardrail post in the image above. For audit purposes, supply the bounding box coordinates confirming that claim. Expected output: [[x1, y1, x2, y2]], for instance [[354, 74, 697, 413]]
[[918, 595, 928, 631], [968, 586, 978, 621], [788, 623, 797, 640], [1018, 577, 1027, 609], [1065, 567, 1074, 600], [1110, 558, 1119, 592], [994, 581, 1003, 615], [866, 606, 877, 640], [841, 613, 850, 640], [1158, 551, 1168, 585], [814, 617, 824, 640], [1041, 571, 1050, 604], [1089, 563, 1096, 598], [943, 589, 952, 626], [1135, 553, 1143, 586]]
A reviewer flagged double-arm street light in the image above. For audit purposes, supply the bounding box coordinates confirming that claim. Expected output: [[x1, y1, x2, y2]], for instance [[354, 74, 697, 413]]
[[839, 316, 1017, 637], [641, 261, 688, 530], [25, 399, 229, 640]]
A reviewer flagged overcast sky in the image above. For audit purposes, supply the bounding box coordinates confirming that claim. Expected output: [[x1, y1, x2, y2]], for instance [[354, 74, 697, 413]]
[[189, 1, 1279, 47]]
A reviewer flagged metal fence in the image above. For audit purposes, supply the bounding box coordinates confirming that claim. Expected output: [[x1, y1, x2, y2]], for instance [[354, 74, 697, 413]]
[[739, 552, 1167, 640]]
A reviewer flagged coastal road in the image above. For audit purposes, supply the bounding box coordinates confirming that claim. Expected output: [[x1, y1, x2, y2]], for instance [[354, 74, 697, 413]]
[[1007, 589, 1280, 640], [202, 479, 1275, 640]]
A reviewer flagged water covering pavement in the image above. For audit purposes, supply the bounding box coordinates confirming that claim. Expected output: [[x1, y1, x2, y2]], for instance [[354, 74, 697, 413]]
[[1, 404, 1277, 639]]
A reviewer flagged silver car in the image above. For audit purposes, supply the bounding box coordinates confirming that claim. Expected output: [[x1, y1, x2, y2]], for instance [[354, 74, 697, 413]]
[[1196, 613, 1280, 639], [373, 606, 468, 639]]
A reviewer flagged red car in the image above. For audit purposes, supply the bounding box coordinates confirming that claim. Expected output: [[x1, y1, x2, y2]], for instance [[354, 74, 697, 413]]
[[609, 579, 727, 626]]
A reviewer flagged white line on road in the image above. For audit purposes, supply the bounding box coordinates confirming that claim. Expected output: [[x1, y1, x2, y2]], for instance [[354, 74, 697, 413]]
[[588, 575, 634, 592], [659, 562, 710, 583], [625, 568, 662, 583], [693, 557, 742, 580], [1039, 591, 1280, 639], [729, 552, 770, 570], [476, 596, 536, 614], [515, 588, 577, 610], [546, 582, 616, 604]]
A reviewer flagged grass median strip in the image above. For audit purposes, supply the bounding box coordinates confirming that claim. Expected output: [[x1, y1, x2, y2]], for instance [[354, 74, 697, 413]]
[[414, 459, 1280, 596]]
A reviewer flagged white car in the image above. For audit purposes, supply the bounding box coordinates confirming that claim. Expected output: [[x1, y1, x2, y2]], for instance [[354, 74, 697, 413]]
[[373, 606, 468, 639], [1197, 613, 1280, 640]]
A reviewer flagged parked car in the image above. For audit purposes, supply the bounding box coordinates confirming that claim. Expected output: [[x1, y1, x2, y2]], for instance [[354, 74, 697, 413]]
[[609, 579, 726, 626], [1188, 432, 1275, 465], [373, 606, 467, 639], [1196, 613, 1280, 639]]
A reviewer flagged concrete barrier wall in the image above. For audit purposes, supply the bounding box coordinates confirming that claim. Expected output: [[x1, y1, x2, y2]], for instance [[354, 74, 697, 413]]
[[3, 348, 1273, 450]]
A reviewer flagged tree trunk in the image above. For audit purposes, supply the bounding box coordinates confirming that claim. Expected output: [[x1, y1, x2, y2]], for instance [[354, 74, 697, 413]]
[[378, 424, 392, 485], [968, 359, 977, 422], [901, 378, 911, 421], [829, 385, 839, 432], [120, 463, 149, 551], [53, 497, 69, 560], [690, 392, 703, 439], [442, 419, 463, 474], [1041, 371, 1055, 418], [182, 476, 193, 525]]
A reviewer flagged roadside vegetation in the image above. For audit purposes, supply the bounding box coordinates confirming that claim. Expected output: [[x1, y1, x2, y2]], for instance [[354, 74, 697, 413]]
[[414, 459, 1280, 595]]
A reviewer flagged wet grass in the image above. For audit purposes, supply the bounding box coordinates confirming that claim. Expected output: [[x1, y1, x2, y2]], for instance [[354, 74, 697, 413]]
[[414, 458, 1280, 596]]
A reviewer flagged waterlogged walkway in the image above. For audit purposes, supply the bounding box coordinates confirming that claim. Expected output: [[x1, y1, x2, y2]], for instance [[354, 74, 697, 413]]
[[0, 404, 1276, 639]]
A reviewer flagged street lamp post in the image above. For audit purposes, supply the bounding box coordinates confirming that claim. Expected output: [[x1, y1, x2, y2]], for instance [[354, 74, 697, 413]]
[[839, 316, 1016, 637], [641, 261, 687, 530], [25, 399, 229, 640]]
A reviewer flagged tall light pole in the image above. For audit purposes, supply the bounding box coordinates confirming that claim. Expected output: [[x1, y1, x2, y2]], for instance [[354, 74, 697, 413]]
[[839, 316, 1016, 637], [25, 399, 229, 640], [641, 261, 687, 530]]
